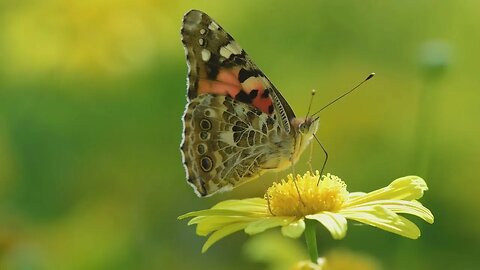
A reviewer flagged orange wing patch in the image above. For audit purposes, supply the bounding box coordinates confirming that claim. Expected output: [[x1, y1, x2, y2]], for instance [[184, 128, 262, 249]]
[[198, 68, 274, 114], [198, 67, 241, 97], [241, 75, 273, 114]]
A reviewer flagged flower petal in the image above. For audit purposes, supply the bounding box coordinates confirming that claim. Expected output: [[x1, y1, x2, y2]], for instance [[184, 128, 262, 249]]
[[202, 222, 250, 253], [341, 205, 421, 239], [306, 212, 347, 240], [245, 216, 296, 235], [178, 209, 254, 220], [281, 219, 306, 238], [213, 198, 268, 213], [345, 200, 434, 224], [193, 216, 256, 236], [344, 176, 428, 207], [348, 192, 367, 199]]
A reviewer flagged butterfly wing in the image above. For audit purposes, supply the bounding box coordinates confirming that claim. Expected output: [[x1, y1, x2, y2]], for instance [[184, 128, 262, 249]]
[[180, 10, 298, 196]]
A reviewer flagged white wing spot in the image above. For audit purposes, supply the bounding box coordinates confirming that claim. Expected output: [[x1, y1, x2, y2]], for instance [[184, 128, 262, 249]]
[[220, 41, 243, 58], [208, 21, 220, 31], [201, 49, 211, 62], [226, 41, 242, 55], [219, 132, 235, 146], [200, 28, 206, 35], [220, 46, 232, 58], [198, 38, 204, 46]]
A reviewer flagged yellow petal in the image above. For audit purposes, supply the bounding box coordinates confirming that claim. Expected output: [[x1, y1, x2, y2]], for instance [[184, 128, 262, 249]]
[[341, 205, 421, 239], [213, 198, 268, 213], [202, 222, 249, 253], [281, 219, 306, 238], [344, 176, 427, 207], [194, 216, 256, 236], [346, 200, 434, 224], [348, 192, 367, 199], [388, 176, 428, 200], [178, 209, 253, 220], [306, 212, 347, 240], [245, 217, 296, 235]]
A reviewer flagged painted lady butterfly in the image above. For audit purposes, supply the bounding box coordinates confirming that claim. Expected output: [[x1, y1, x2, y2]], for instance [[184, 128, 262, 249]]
[[180, 10, 319, 197]]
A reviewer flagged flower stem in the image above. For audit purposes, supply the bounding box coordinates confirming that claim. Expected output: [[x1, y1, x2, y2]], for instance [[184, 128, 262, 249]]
[[304, 219, 318, 263]]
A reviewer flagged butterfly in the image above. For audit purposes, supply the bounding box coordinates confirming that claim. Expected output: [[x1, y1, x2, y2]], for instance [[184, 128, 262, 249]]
[[180, 10, 319, 197]]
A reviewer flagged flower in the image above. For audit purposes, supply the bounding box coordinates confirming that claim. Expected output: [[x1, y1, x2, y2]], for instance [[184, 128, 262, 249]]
[[291, 259, 324, 270], [291, 249, 381, 270], [178, 172, 434, 252]]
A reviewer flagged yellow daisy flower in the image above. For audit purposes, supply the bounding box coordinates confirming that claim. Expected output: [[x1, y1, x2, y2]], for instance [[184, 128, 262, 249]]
[[179, 172, 434, 253]]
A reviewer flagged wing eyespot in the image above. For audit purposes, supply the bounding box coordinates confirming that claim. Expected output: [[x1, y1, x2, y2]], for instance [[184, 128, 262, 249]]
[[200, 156, 213, 172], [200, 119, 212, 130], [197, 143, 207, 155], [199, 131, 210, 141], [204, 109, 212, 117]]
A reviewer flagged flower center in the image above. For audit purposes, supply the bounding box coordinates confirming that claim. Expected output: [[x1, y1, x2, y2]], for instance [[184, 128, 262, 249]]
[[265, 172, 348, 217]]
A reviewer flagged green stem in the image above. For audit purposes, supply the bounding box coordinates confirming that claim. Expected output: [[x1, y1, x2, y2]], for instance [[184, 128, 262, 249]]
[[304, 219, 318, 263]]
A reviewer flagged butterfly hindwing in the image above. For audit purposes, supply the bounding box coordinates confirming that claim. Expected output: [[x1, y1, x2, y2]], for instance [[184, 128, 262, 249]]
[[181, 94, 295, 196]]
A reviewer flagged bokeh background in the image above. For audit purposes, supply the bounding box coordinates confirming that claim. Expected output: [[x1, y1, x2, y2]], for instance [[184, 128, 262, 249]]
[[1, 1, 478, 269]]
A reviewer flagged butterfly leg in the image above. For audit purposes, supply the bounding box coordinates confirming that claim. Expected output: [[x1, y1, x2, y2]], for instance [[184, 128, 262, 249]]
[[266, 194, 276, 216], [313, 134, 329, 185], [290, 163, 306, 206], [307, 142, 314, 173], [266, 172, 279, 215]]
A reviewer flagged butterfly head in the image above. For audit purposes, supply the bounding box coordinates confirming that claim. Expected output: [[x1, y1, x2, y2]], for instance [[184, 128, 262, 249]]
[[290, 117, 319, 164], [293, 117, 319, 137]]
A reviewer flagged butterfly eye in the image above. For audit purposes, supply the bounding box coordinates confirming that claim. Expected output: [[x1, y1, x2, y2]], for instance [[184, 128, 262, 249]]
[[299, 123, 307, 133]]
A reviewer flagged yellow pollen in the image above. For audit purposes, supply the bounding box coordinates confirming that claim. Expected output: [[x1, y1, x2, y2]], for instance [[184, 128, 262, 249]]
[[265, 172, 348, 217]]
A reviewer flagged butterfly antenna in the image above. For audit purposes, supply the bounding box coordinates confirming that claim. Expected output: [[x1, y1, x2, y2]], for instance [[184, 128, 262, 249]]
[[305, 89, 316, 118], [311, 73, 375, 116]]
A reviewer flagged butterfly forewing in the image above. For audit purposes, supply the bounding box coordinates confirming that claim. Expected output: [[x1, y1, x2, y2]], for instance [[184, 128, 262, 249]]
[[181, 10, 296, 125]]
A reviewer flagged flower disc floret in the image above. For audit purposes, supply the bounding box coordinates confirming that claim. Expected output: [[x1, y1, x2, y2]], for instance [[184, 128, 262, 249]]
[[266, 172, 348, 217]]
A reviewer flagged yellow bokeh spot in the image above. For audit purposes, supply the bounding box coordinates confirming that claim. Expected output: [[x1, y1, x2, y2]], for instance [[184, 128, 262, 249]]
[[2, 0, 179, 76], [266, 172, 349, 217]]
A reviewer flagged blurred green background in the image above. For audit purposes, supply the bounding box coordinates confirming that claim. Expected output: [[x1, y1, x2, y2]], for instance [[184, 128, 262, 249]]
[[0, 0, 478, 269]]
